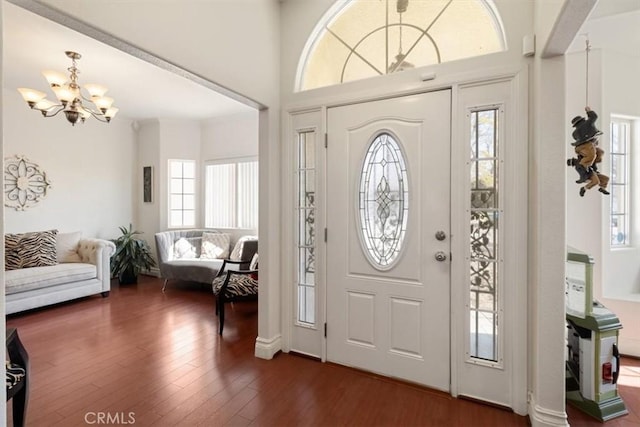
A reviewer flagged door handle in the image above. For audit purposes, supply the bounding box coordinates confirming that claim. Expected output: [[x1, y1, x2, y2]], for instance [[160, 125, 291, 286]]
[[435, 251, 447, 262]]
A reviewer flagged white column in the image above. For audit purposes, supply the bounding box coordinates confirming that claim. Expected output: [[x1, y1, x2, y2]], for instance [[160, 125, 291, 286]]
[[255, 107, 283, 359]]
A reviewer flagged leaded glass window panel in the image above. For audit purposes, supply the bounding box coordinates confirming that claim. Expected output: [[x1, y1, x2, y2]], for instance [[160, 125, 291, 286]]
[[358, 132, 409, 269], [297, 131, 316, 325], [468, 108, 500, 364], [297, 0, 506, 91]]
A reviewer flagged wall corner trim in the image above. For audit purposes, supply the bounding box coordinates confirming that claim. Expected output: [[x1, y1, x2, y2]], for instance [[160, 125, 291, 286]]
[[528, 396, 569, 427], [255, 334, 282, 360]]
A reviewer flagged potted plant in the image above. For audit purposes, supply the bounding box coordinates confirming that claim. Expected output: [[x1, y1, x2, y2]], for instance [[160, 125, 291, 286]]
[[111, 224, 156, 284]]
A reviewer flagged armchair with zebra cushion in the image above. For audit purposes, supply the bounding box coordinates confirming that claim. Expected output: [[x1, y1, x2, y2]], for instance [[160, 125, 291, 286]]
[[6, 328, 29, 427], [211, 253, 258, 335]]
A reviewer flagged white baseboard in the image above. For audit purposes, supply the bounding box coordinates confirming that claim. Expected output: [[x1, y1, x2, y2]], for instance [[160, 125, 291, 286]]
[[528, 395, 569, 427], [255, 334, 282, 360]]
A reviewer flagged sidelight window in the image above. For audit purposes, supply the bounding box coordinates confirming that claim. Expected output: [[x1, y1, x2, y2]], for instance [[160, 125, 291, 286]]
[[297, 131, 317, 325], [468, 108, 502, 364]]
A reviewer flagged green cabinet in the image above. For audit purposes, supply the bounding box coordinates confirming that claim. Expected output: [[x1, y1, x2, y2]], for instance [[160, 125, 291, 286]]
[[565, 247, 627, 421]]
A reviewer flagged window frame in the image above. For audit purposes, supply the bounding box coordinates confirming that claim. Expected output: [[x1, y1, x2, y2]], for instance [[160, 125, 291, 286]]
[[168, 159, 197, 229], [609, 117, 632, 248], [295, 0, 507, 92]]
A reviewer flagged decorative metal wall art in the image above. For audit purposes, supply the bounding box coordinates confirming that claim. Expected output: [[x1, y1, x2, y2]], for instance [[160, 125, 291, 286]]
[[4, 155, 52, 211]]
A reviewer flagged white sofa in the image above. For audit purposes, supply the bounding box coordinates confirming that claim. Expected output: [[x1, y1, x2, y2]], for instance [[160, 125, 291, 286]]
[[5, 231, 115, 315]]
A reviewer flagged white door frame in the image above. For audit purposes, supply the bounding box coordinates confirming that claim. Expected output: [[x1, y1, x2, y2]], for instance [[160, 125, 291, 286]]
[[283, 67, 528, 414]]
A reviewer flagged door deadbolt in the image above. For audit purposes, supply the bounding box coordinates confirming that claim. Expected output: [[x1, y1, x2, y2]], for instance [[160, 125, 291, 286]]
[[435, 251, 447, 262], [435, 231, 446, 241]]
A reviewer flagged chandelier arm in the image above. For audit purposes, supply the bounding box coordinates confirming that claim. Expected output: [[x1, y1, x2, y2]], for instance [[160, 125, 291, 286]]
[[87, 110, 109, 123], [80, 104, 104, 116], [79, 93, 102, 106], [40, 106, 66, 118]]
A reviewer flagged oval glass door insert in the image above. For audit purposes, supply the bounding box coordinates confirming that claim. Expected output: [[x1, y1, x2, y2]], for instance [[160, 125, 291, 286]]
[[358, 132, 409, 269]]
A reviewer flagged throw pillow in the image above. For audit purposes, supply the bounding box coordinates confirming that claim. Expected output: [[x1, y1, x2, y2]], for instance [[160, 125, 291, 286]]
[[230, 235, 258, 261], [4, 234, 21, 271], [5, 229, 58, 270], [249, 253, 259, 280], [201, 232, 230, 259], [173, 237, 200, 259], [249, 252, 259, 270], [56, 231, 82, 263]]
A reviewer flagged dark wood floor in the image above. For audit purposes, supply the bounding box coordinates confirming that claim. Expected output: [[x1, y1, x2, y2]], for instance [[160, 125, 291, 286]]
[[3, 275, 636, 426]]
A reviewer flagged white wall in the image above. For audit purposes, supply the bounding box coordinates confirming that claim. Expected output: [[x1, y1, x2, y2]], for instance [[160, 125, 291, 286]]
[[201, 111, 259, 160], [3, 89, 136, 239], [566, 11, 640, 355], [136, 119, 161, 261]]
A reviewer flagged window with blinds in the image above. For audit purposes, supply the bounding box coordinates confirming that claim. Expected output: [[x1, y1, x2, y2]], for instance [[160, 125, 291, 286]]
[[205, 158, 258, 229]]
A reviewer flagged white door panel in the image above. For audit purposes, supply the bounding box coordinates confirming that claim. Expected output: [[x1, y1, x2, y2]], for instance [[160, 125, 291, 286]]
[[326, 90, 451, 391]]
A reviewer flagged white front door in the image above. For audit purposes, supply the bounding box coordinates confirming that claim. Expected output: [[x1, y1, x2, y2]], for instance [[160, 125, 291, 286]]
[[326, 90, 451, 390]]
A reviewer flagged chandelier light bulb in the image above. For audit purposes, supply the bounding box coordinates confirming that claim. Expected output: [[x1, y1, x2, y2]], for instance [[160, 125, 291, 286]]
[[17, 88, 46, 107], [52, 85, 75, 103], [84, 83, 108, 98], [78, 106, 93, 120], [104, 107, 119, 121], [42, 70, 67, 87], [93, 96, 114, 112]]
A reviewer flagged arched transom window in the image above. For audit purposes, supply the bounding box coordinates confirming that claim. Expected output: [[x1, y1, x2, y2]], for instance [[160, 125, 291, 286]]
[[296, 0, 506, 92]]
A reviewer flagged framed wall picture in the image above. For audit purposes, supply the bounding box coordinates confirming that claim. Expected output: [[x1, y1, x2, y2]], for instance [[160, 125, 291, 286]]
[[143, 166, 153, 203]]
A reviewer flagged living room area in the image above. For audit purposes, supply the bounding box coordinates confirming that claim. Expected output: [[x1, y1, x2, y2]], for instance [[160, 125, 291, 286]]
[[3, 1, 265, 424]]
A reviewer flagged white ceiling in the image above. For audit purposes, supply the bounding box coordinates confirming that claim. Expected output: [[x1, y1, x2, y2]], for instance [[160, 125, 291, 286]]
[[2, 2, 256, 122], [589, 0, 640, 20]]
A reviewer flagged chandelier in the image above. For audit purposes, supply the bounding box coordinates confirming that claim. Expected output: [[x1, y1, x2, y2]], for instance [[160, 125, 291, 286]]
[[18, 51, 119, 126]]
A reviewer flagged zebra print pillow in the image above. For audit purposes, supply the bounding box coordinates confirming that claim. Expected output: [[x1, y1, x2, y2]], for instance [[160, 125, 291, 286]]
[[5, 229, 59, 270]]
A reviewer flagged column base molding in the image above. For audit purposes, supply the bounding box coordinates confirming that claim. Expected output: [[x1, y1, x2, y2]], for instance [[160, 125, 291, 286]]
[[255, 334, 282, 360]]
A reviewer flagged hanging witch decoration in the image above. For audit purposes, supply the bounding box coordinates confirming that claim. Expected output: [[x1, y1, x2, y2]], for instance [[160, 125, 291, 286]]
[[566, 37, 610, 197]]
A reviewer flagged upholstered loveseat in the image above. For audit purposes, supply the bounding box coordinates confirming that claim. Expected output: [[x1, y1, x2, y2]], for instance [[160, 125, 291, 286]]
[[155, 229, 257, 290], [5, 230, 115, 315]]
